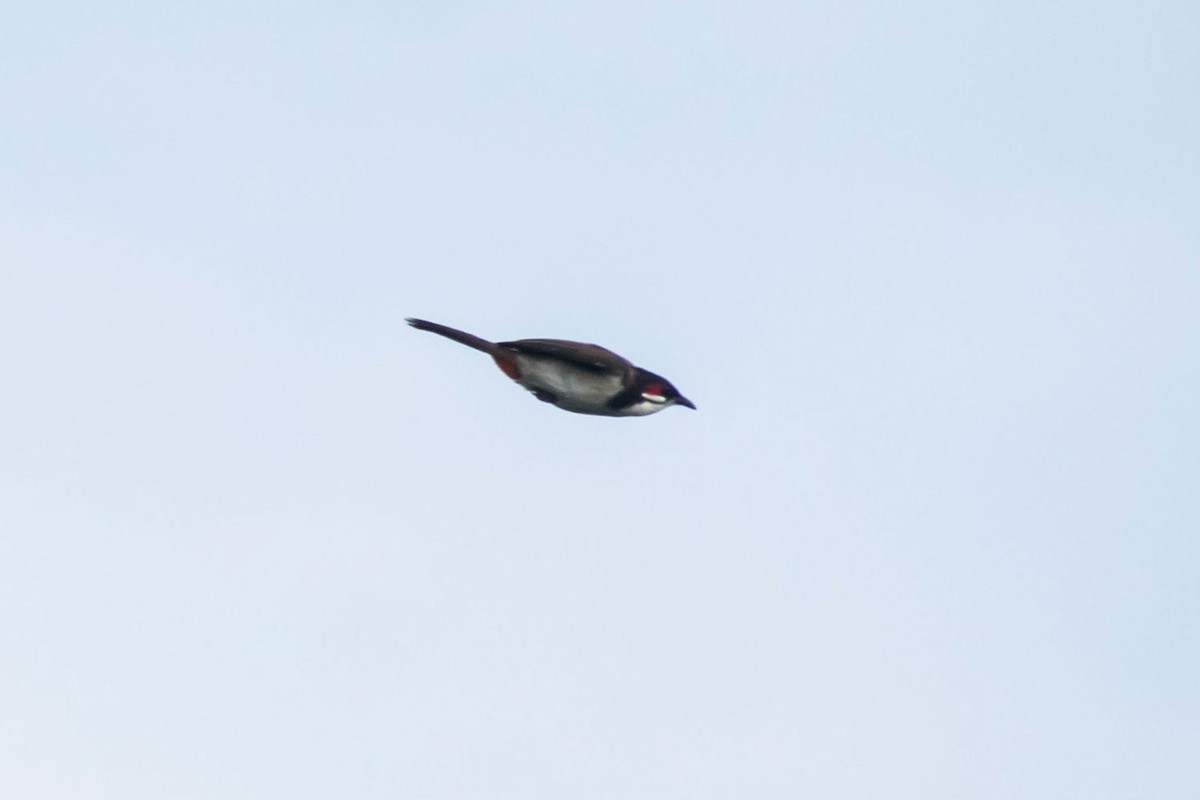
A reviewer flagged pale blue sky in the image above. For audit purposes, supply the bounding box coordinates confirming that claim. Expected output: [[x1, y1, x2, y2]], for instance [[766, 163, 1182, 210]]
[[2, 2, 1198, 798]]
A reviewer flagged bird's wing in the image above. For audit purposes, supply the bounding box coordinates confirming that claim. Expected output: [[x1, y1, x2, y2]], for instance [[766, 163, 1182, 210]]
[[499, 339, 633, 374]]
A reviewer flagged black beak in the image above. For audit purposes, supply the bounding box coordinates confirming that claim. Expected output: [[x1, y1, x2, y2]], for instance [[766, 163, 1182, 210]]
[[676, 396, 696, 410]]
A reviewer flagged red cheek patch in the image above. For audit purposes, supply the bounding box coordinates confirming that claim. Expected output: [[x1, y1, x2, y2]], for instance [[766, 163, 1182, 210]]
[[493, 354, 522, 380]]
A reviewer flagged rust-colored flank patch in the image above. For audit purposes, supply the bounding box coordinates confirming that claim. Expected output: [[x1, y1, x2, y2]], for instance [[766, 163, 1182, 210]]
[[492, 354, 522, 380]]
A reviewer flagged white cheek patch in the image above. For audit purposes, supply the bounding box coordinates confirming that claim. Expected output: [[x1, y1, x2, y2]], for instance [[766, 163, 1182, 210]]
[[641, 392, 667, 404]]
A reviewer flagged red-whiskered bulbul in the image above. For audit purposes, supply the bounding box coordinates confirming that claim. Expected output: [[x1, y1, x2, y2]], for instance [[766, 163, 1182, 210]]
[[406, 317, 696, 416]]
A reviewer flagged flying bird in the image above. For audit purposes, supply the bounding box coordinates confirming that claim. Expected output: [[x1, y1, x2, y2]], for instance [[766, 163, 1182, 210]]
[[406, 318, 695, 417]]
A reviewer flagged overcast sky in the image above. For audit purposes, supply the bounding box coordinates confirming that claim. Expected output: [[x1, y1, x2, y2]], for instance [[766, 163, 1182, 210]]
[[2, 2, 1198, 798]]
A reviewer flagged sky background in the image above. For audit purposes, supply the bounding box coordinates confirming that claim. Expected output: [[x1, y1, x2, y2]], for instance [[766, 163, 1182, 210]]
[[2, 2, 1198, 798]]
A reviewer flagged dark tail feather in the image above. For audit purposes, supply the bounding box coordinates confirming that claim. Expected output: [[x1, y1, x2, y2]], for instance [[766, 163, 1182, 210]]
[[406, 318, 497, 353]]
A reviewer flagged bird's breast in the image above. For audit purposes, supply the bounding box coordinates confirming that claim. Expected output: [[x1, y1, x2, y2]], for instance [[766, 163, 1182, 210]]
[[514, 355, 626, 413]]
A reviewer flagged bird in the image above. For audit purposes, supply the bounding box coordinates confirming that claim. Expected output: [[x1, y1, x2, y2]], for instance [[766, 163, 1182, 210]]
[[406, 317, 695, 417]]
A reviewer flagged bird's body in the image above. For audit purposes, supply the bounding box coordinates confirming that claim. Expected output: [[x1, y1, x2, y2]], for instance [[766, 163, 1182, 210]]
[[406, 318, 694, 417]]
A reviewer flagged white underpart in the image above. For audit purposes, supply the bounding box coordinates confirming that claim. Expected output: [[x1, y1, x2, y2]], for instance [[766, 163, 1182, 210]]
[[619, 398, 674, 416], [514, 355, 624, 414], [513, 355, 673, 416]]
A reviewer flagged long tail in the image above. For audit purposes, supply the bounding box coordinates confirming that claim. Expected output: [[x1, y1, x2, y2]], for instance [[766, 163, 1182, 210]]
[[406, 318, 497, 354]]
